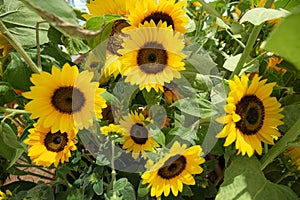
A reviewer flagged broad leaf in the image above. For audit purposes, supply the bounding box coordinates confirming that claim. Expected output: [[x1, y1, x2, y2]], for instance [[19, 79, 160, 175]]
[[2, 52, 33, 90], [20, 0, 103, 39], [240, 8, 288, 25], [172, 97, 218, 118], [262, 10, 300, 71], [0, 0, 49, 47], [216, 156, 298, 200]]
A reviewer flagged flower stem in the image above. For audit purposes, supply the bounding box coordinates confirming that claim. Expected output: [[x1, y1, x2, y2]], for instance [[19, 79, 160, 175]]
[[0, 107, 29, 114], [0, 20, 41, 74], [230, 0, 275, 78], [260, 117, 300, 170], [197, 0, 222, 18]]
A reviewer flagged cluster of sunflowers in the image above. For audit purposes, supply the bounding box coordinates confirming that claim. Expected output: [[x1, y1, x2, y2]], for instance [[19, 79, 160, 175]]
[[1, 0, 300, 199]]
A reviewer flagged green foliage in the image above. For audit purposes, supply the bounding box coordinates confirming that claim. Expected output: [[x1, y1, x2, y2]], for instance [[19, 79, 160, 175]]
[[263, 9, 300, 71], [240, 8, 288, 25], [216, 156, 298, 200]]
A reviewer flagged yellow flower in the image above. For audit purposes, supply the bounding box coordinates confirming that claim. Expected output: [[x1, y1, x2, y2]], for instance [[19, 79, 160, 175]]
[[23, 63, 107, 133], [0, 190, 12, 200], [141, 141, 205, 198], [24, 124, 77, 167], [285, 142, 300, 171], [83, 0, 135, 19], [128, 0, 188, 33], [118, 20, 186, 92], [193, 1, 202, 8], [100, 123, 125, 137], [216, 74, 284, 157], [119, 111, 159, 159]]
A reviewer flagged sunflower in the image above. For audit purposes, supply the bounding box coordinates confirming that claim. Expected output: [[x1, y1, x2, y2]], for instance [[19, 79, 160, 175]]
[[285, 142, 300, 170], [141, 141, 205, 198], [83, 0, 135, 20], [0, 189, 12, 200], [100, 123, 125, 137], [23, 63, 107, 133], [128, 0, 188, 33], [216, 74, 284, 157], [119, 111, 159, 159], [24, 124, 77, 167], [118, 20, 186, 92]]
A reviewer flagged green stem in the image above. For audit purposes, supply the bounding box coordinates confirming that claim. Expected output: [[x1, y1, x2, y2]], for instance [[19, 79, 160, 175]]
[[198, 0, 222, 18], [230, 0, 275, 78], [0, 107, 29, 114], [226, 29, 246, 49], [110, 141, 117, 193], [260, 118, 300, 170], [0, 20, 41, 73], [275, 171, 292, 184]]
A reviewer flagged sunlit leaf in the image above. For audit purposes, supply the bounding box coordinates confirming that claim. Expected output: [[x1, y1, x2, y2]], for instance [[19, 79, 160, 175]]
[[216, 156, 298, 200], [240, 8, 289, 25], [262, 10, 300, 71]]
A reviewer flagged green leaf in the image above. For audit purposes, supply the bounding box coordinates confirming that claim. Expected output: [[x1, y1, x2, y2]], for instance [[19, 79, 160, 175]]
[[280, 103, 300, 133], [262, 10, 300, 71], [85, 15, 122, 49], [20, 0, 102, 39], [223, 54, 242, 72], [171, 97, 218, 118], [168, 127, 198, 144], [216, 156, 298, 200], [0, 122, 25, 150], [240, 8, 288, 26], [93, 179, 103, 195], [0, 81, 15, 105], [0, 0, 49, 47], [63, 37, 90, 55], [216, 17, 230, 29], [26, 183, 55, 200], [2, 52, 33, 90], [114, 178, 136, 200], [275, 0, 300, 11]]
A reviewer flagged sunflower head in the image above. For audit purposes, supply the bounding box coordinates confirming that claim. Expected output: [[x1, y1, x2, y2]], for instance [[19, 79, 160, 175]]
[[23, 63, 107, 133], [128, 0, 188, 33], [119, 111, 159, 159], [141, 141, 205, 198], [216, 74, 284, 157], [24, 124, 77, 167], [100, 123, 125, 139], [118, 20, 186, 92]]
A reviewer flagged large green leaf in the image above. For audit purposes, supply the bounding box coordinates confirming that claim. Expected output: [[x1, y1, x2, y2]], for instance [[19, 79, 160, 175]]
[[240, 8, 288, 26], [216, 156, 298, 200], [172, 97, 218, 118], [20, 0, 102, 39], [262, 10, 300, 71], [2, 52, 33, 90], [0, 0, 49, 47], [0, 81, 15, 105]]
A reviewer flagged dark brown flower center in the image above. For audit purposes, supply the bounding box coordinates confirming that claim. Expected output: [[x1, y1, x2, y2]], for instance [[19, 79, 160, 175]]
[[51, 86, 86, 114], [137, 42, 167, 74], [158, 154, 186, 179], [235, 95, 265, 135], [44, 132, 68, 152], [130, 123, 148, 144], [141, 11, 175, 30], [107, 19, 130, 56]]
